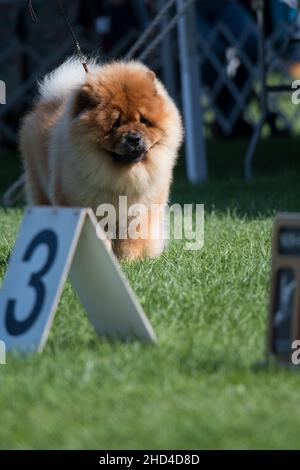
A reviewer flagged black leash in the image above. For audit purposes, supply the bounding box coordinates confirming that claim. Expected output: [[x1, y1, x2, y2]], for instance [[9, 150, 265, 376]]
[[27, 0, 89, 73], [28, 0, 37, 23]]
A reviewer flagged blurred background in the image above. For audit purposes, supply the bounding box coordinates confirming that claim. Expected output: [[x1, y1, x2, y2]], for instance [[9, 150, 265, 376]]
[[2, 2, 300, 451], [1, 0, 300, 190]]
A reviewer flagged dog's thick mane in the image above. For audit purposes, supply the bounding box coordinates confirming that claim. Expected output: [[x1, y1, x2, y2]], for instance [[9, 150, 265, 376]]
[[38, 57, 164, 104], [38, 57, 99, 101]]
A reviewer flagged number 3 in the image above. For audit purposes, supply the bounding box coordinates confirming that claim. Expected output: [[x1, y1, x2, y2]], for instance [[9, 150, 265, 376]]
[[5, 230, 58, 336]]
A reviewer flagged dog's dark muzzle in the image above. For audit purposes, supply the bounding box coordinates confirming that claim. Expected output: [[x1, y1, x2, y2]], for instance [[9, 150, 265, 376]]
[[111, 132, 147, 164]]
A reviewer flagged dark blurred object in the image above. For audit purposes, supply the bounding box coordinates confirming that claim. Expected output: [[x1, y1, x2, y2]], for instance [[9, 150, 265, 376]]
[[197, 1, 258, 138], [0, 0, 82, 148], [198, 0, 300, 140], [0, 0, 151, 149], [104, 0, 149, 53], [244, 0, 300, 179]]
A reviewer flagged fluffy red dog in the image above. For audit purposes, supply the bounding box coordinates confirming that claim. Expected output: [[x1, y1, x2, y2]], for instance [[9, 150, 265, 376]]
[[20, 58, 183, 259]]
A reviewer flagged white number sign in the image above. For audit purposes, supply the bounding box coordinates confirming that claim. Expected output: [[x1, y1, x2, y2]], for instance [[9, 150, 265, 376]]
[[0, 207, 156, 353]]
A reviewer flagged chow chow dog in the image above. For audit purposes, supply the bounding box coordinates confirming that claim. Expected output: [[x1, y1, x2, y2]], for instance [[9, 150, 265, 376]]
[[20, 58, 183, 259]]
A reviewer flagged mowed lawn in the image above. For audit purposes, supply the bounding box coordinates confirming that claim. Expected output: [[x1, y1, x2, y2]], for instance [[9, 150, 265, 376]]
[[1, 137, 300, 449]]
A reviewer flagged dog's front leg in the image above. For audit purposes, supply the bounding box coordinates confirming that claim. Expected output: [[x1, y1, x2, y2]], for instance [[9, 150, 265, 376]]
[[113, 208, 165, 260]]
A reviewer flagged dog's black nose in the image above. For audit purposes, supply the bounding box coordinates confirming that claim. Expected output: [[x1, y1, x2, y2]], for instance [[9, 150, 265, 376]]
[[126, 132, 141, 148]]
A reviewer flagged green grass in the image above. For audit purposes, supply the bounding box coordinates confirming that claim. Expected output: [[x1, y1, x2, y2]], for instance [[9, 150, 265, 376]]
[[1, 136, 300, 449]]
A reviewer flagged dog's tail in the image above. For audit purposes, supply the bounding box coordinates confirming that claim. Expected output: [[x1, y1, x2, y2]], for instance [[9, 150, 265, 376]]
[[2, 174, 26, 207], [38, 56, 98, 102]]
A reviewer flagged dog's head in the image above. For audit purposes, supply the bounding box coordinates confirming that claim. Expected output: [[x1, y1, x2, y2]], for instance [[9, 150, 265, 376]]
[[70, 62, 181, 167]]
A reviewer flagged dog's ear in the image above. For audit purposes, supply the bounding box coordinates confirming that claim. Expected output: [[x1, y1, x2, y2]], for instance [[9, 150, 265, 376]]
[[147, 71, 156, 82], [72, 82, 98, 117]]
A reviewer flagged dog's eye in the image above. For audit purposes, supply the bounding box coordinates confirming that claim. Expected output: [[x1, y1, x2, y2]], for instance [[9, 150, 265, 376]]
[[112, 116, 121, 129], [140, 115, 151, 126]]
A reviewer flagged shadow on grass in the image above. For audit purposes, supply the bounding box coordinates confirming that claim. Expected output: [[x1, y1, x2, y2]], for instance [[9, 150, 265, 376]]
[[172, 135, 300, 218]]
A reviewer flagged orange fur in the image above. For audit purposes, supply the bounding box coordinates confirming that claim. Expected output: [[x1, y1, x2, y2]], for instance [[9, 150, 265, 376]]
[[20, 59, 183, 260]]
